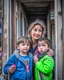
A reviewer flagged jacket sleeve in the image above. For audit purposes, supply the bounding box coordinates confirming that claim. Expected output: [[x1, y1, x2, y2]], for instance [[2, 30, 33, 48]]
[[3, 54, 16, 74], [35, 55, 54, 74]]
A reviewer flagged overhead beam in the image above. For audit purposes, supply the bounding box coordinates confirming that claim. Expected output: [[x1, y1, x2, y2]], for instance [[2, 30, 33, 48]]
[[27, 12, 47, 15], [26, 7, 48, 12], [27, 16, 47, 19], [17, 0, 54, 3], [23, 2, 49, 7]]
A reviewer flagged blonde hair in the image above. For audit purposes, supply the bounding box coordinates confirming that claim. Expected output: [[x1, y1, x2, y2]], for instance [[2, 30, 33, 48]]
[[28, 19, 46, 37]]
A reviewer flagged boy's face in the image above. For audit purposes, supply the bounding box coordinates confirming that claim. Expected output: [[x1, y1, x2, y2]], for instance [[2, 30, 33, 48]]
[[38, 41, 49, 54], [17, 41, 30, 54]]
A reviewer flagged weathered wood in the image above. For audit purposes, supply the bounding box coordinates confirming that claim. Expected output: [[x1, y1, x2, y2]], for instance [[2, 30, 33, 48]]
[[17, 0, 54, 3], [27, 16, 47, 19], [27, 12, 46, 15], [62, 0, 64, 79], [26, 7, 48, 10], [23, 2, 49, 7]]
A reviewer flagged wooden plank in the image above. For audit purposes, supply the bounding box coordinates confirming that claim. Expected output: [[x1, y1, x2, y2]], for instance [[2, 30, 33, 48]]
[[27, 16, 47, 19], [17, 0, 54, 3], [27, 12, 46, 15], [62, 0, 64, 79], [23, 2, 49, 7], [26, 7, 48, 12]]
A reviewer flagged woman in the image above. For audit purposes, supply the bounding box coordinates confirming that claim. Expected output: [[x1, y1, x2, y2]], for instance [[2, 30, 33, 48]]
[[28, 19, 54, 80], [28, 19, 54, 62]]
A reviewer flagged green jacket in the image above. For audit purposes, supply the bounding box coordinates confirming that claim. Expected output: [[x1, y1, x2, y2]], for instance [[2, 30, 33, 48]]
[[35, 55, 54, 80]]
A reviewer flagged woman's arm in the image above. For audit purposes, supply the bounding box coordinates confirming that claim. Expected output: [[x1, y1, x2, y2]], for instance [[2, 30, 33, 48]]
[[34, 54, 38, 63], [48, 48, 54, 56]]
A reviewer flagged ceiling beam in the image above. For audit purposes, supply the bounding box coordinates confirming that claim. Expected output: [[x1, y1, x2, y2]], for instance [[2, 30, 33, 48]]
[[27, 16, 47, 19], [27, 11, 47, 15], [23, 2, 49, 7], [17, 0, 54, 3], [26, 7, 48, 11]]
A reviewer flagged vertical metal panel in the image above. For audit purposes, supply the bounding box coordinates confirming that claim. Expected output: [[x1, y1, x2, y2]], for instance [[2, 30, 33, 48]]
[[62, 0, 64, 79], [54, 0, 58, 80], [7, 0, 12, 56], [7, 0, 10, 59]]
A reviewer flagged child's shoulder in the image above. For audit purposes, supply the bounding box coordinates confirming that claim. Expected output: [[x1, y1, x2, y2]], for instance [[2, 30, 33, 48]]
[[9, 53, 16, 59], [28, 51, 33, 58], [41, 54, 54, 61]]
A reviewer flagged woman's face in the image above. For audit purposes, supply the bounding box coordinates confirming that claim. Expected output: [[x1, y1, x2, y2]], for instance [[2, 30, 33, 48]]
[[30, 25, 43, 41]]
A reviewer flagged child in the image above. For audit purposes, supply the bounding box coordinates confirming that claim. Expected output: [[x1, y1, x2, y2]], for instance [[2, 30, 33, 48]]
[[34, 37, 54, 80], [4, 36, 33, 80]]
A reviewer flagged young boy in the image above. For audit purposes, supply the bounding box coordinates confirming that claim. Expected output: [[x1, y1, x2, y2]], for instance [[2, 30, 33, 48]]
[[4, 36, 33, 80], [34, 37, 54, 80]]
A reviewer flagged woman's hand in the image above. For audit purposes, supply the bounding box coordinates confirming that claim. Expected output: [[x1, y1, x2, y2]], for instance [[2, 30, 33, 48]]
[[48, 49, 54, 56], [34, 54, 38, 63]]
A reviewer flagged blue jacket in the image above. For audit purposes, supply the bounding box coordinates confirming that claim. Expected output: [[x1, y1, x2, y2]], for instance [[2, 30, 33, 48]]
[[4, 52, 33, 80]]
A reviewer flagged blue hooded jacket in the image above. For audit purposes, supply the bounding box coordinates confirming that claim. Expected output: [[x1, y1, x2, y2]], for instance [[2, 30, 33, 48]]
[[4, 52, 33, 80]]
